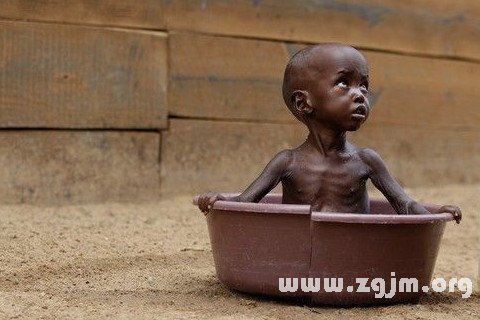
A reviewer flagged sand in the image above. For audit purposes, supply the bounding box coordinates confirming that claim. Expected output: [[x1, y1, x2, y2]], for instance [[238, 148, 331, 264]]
[[0, 184, 478, 319]]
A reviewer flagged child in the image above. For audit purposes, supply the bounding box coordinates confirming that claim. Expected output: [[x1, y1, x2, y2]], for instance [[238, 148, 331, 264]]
[[198, 43, 461, 223]]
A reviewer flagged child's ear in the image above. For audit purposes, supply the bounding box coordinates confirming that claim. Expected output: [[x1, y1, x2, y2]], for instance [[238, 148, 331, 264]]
[[292, 90, 313, 116]]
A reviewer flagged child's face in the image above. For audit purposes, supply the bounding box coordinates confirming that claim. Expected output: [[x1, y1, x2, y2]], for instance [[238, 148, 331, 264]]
[[306, 46, 370, 132]]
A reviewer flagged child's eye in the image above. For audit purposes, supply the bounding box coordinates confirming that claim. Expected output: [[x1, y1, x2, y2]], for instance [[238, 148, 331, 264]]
[[360, 83, 368, 92], [336, 80, 348, 88]]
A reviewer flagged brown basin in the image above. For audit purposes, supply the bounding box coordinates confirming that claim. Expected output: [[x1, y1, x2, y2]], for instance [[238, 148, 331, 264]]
[[193, 193, 453, 305]]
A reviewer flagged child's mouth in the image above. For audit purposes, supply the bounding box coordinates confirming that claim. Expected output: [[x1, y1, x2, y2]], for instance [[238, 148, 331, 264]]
[[351, 105, 367, 120]]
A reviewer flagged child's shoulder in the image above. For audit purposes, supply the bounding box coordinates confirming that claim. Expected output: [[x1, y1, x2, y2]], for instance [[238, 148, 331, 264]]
[[344, 143, 378, 160], [271, 148, 295, 163], [266, 148, 296, 170], [356, 147, 379, 159], [355, 147, 387, 171]]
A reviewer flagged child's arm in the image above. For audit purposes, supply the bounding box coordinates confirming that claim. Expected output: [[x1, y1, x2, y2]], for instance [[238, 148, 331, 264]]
[[360, 148, 461, 223], [197, 150, 292, 214]]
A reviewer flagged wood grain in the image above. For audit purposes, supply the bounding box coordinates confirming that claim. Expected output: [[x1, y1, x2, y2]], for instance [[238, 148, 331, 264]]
[[161, 119, 479, 195], [168, 33, 292, 123], [0, 0, 165, 29], [350, 123, 480, 187], [2, 1, 478, 60], [161, 119, 307, 196], [165, 0, 480, 61], [0, 21, 167, 128], [169, 33, 480, 129], [0, 131, 161, 205]]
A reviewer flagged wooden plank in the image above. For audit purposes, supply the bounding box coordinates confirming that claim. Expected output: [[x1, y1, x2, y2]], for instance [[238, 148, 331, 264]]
[[366, 52, 480, 130], [349, 123, 480, 187], [168, 33, 292, 123], [169, 33, 480, 130], [0, 0, 165, 29], [0, 131, 161, 204], [165, 0, 480, 61], [0, 21, 167, 129], [161, 119, 479, 196], [161, 119, 307, 196]]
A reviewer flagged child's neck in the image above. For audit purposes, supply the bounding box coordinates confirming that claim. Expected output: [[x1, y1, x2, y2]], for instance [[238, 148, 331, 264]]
[[305, 126, 347, 157]]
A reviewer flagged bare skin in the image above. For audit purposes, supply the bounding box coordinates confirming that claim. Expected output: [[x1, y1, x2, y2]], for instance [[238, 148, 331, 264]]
[[198, 44, 461, 223]]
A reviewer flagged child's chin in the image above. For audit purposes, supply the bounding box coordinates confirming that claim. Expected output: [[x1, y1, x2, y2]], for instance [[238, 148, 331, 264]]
[[346, 123, 364, 131]]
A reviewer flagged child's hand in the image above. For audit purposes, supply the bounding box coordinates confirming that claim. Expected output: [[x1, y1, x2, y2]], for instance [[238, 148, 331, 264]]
[[438, 205, 462, 224], [197, 192, 226, 215]]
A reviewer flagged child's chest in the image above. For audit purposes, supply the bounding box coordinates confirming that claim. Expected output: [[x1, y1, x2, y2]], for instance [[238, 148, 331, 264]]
[[285, 156, 370, 196]]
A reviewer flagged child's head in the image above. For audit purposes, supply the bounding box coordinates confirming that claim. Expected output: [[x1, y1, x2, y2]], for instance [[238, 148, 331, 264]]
[[282, 43, 370, 131]]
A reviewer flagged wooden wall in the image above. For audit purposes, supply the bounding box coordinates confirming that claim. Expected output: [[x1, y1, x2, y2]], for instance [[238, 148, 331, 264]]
[[0, 1, 478, 204]]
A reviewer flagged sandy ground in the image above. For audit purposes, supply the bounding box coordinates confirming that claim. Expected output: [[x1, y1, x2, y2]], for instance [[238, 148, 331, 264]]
[[0, 185, 478, 319]]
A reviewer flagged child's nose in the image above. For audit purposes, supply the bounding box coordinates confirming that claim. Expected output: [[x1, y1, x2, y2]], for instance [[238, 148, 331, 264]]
[[351, 88, 366, 103]]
